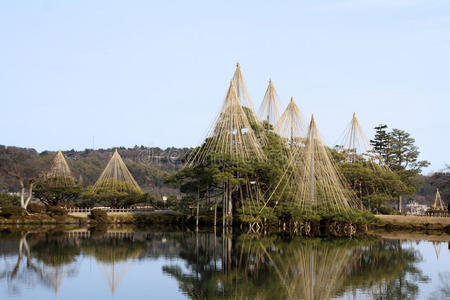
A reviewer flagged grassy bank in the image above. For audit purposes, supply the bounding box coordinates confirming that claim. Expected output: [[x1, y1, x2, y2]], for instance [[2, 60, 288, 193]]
[[373, 214, 450, 232], [2, 211, 450, 234]]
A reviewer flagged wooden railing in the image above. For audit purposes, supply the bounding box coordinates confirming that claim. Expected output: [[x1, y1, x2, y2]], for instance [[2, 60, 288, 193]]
[[67, 207, 153, 213], [424, 211, 449, 217]]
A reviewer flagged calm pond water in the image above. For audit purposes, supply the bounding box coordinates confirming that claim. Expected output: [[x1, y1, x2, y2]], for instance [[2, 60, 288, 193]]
[[0, 228, 449, 300]]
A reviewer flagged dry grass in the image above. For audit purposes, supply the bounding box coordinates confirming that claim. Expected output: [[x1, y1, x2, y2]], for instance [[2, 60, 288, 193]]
[[375, 214, 450, 225]]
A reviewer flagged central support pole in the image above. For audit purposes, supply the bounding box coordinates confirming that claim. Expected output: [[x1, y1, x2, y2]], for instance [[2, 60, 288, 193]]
[[290, 118, 294, 149], [310, 143, 315, 205], [227, 179, 232, 226]]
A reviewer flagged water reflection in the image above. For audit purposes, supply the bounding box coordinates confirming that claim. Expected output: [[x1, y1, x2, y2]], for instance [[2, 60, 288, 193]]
[[0, 228, 442, 299]]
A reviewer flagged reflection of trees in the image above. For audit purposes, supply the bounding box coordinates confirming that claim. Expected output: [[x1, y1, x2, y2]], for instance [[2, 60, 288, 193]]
[[0, 230, 433, 299], [162, 231, 225, 299], [0, 231, 80, 295], [31, 234, 80, 293], [343, 240, 429, 299], [0, 233, 44, 296], [163, 234, 428, 300]]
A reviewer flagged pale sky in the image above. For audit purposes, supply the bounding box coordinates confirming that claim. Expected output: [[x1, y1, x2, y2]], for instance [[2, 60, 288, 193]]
[[1, 0, 449, 173]]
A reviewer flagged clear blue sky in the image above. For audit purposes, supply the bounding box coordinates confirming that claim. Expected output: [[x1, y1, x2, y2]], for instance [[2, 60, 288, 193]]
[[1, 0, 449, 173]]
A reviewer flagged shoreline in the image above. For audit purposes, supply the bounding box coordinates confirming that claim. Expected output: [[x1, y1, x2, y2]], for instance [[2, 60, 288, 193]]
[[1, 212, 450, 233]]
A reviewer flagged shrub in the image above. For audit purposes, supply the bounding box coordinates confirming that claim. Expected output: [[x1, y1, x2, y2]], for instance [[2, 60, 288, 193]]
[[0, 193, 20, 207], [47, 206, 67, 217], [1, 206, 26, 218], [28, 203, 45, 214], [377, 206, 399, 215], [89, 209, 108, 223]]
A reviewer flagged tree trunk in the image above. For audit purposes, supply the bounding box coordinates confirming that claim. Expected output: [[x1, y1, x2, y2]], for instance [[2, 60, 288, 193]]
[[196, 197, 199, 231], [19, 180, 33, 209]]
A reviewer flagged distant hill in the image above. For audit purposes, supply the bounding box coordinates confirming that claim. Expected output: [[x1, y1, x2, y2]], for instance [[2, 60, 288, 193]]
[[0, 145, 191, 196], [0, 145, 448, 206], [413, 172, 450, 207]]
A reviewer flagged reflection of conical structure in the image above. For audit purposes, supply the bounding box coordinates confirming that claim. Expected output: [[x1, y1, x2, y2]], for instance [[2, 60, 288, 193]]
[[271, 115, 360, 212], [263, 242, 351, 300], [274, 97, 306, 147], [257, 79, 282, 127], [92, 239, 144, 294], [339, 113, 386, 166], [186, 81, 266, 166], [31, 236, 80, 294], [40, 264, 71, 294], [82, 235, 146, 294], [97, 259, 134, 294], [433, 241, 442, 261], [44, 151, 76, 185], [432, 189, 445, 211], [93, 149, 142, 193]]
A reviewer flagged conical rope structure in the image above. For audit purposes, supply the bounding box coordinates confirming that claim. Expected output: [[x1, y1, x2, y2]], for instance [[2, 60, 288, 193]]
[[232, 62, 257, 116], [93, 149, 142, 194], [274, 97, 306, 148], [338, 113, 387, 167], [232, 63, 267, 146], [257, 79, 282, 127], [270, 115, 361, 213], [43, 151, 76, 185], [185, 80, 266, 166], [432, 188, 446, 211]]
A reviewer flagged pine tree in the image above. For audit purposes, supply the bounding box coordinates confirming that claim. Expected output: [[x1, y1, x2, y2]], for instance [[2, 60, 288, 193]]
[[370, 124, 390, 164]]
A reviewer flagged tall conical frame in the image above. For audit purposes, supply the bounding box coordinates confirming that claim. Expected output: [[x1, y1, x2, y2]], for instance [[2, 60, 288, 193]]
[[270, 114, 361, 213], [339, 112, 387, 167], [186, 80, 266, 166], [93, 149, 142, 194], [274, 97, 306, 148], [44, 151, 76, 186], [185, 79, 267, 226], [258, 78, 282, 127]]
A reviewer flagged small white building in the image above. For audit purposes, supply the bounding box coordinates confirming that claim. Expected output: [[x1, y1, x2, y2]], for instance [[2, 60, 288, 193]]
[[406, 201, 429, 216]]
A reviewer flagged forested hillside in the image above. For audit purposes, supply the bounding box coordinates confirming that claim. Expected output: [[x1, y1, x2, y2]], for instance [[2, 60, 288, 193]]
[[413, 171, 450, 206], [0, 145, 447, 207], [0, 145, 190, 196]]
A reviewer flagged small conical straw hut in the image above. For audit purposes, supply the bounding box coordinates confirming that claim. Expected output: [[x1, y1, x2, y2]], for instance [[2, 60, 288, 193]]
[[432, 188, 446, 211], [274, 97, 306, 147], [257, 79, 282, 127], [93, 150, 142, 194], [186, 80, 266, 166]]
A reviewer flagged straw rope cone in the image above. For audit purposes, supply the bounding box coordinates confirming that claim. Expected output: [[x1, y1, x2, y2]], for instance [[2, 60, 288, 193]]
[[93, 149, 142, 194]]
